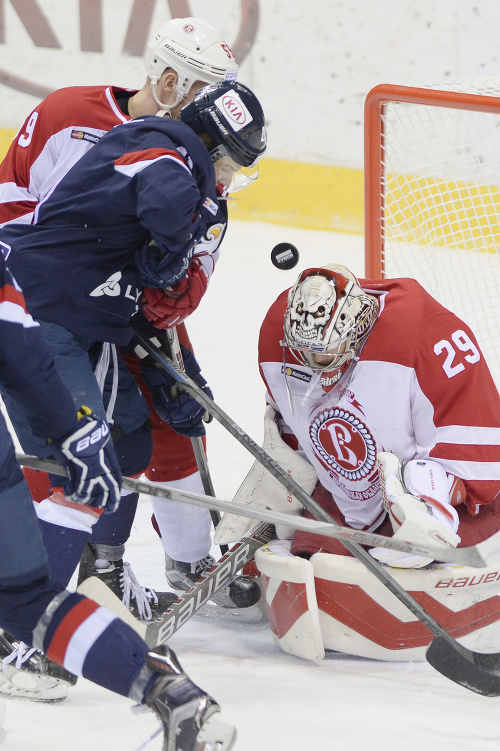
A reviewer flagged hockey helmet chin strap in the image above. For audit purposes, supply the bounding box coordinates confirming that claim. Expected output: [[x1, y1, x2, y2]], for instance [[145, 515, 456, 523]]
[[149, 75, 189, 117]]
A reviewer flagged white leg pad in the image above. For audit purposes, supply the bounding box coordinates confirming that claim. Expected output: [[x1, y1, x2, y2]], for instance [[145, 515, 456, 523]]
[[255, 539, 325, 661], [311, 551, 500, 661]]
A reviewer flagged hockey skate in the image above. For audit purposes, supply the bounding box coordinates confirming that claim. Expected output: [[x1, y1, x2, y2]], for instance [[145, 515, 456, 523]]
[[0, 630, 77, 703], [145, 646, 236, 751], [165, 553, 262, 618], [78, 543, 177, 621]]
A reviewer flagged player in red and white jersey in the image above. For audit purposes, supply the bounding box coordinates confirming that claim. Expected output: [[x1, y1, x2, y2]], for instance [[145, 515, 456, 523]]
[[0, 17, 248, 621], [0, 86, 130, 227], [217, 263, 500, 554], [214, 264, 500, 661]]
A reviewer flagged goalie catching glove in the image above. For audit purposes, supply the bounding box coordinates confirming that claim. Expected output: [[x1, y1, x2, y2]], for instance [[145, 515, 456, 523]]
[[369, 452, 461, 568], [214, 405, 318, 544], [139, 346, 212, 438], [49, 406, 122, 513]]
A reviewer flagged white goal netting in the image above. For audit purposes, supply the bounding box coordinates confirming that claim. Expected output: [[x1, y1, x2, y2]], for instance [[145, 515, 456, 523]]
[[365, 79, 500, 389]]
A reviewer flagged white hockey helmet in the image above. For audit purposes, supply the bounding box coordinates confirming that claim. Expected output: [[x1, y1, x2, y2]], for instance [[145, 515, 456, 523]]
[[284, 265, 379, 373], [143, 17, 239, 112]]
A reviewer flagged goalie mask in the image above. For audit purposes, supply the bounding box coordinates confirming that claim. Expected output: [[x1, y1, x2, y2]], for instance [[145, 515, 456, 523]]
[[284, 265, 379, 379], [180, 81, 267, 193]]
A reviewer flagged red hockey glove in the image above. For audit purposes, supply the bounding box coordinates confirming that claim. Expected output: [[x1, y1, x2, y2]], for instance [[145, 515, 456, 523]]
[[142, 256, 209, 328]]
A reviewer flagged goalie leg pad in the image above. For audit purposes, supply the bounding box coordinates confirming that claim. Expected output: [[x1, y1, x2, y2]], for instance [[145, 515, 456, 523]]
[[255, 539, 325, 661], [310, 551, 500, 661]]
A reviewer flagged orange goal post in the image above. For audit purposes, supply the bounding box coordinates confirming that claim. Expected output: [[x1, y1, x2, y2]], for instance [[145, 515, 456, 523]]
[[364, 80, 500, 389]]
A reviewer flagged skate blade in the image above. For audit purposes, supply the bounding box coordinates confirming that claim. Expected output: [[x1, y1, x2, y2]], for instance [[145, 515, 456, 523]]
[[0, 666, 70, 703], [196, 714, 237, 751]]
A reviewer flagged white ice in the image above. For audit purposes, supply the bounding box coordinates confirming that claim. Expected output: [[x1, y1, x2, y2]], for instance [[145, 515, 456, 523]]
[[3, 220, 500, 750]]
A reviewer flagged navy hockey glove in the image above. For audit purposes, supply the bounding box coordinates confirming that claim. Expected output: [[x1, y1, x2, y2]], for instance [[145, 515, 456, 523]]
[[136, 236, 197, 289], [51, 406, 122, 513], [140, 346, 213, 438]]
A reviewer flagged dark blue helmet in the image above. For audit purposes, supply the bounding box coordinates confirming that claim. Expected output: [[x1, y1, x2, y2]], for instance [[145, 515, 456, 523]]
[[180, 81, 267, 168]]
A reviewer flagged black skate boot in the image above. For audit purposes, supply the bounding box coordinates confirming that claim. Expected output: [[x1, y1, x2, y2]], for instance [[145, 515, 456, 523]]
[[78, 543, 177, 621], [145, 646, 236, 751], [164, 552, 261, 610], [0, 630, 77, 703]]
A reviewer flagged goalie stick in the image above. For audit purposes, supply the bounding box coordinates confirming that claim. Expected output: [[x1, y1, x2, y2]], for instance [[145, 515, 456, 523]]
[[16, 451, 500, 568], [130, 332, 500, 697]]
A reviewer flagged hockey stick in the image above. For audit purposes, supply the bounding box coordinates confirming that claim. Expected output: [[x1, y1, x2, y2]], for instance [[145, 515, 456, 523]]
[[77, 525, 273, 648], [16, 452, 500, 692], [158, 327, 228, 555], [129, 333, 500, 696], [16, 451, 500, 567]]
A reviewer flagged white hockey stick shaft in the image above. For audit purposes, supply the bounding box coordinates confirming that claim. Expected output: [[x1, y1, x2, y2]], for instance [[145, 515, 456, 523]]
[[15, 452, 500, 568]]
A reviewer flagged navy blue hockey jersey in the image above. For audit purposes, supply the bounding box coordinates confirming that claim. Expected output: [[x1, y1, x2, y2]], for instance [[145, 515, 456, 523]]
[[0, 117, 224, 344]]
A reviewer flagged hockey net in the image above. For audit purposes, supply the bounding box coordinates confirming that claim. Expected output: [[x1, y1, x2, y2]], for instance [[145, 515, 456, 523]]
[[364, 79, 500, 390]]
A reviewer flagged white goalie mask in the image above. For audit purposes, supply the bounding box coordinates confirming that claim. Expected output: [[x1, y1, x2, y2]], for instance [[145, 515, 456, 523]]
[[283, 265, 379, 374], [144, 17, 239, 113]]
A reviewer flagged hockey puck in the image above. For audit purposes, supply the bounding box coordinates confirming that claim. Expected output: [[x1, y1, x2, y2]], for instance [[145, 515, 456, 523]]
[[270, 242, 300, 270]]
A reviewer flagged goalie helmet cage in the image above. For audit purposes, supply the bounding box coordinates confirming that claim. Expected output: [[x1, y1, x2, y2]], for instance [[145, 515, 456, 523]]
[[364, 80, 500, 390]]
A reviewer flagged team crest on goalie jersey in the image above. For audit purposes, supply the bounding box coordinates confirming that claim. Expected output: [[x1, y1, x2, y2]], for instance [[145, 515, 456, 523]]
[[309, 407, 376, 481]]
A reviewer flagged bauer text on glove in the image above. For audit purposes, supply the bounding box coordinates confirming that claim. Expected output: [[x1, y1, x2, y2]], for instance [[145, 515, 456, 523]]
[[49, 406, 122, 513]]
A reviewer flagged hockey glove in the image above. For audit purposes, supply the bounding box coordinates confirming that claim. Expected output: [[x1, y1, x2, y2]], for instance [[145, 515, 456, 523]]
[[50, 406, 122, 513], [369, 452, 460, 568], [140, 346, 213, 438], [214, 405, 318, 545], [142, 256, 209, 328], [135, 219, 203, 289]]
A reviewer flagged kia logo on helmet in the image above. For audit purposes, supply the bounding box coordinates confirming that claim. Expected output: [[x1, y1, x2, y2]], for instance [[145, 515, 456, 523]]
[[221, 95, 247, 124]]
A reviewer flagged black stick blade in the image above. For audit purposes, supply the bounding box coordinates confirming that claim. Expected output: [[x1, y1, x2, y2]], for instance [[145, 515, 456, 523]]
[[426, 636, 500, 697]]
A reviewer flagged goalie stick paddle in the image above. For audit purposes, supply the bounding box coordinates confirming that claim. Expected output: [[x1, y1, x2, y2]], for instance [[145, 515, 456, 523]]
[[130, 332, 500, 696]]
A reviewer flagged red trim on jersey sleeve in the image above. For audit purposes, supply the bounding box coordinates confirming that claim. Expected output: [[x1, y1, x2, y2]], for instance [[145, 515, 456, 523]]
[[114, 148, 188, 168]]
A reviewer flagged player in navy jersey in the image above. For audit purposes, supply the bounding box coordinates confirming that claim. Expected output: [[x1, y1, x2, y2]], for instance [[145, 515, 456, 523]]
[[0, 80, 265, 680], [0, 251, 235, 748], [215, 264, 500, 662], [0, 18, 254, 627]]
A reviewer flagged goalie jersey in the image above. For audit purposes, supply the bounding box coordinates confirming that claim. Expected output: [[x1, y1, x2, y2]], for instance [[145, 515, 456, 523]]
[[259, 277, 500, 532]]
